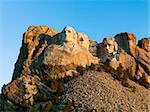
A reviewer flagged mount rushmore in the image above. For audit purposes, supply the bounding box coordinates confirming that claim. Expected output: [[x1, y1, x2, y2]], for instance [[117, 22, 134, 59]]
[[0, 25, 150, 111]]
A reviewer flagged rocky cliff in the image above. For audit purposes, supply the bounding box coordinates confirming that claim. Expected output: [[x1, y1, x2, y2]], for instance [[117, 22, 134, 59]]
[[0, 26, 150, 112]]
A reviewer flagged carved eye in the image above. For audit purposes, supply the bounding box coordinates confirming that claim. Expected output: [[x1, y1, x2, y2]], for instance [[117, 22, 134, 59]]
[[108, 43, 111, 46], [127, 38, 132, 40], [129, 38, 132, 40], [104, 43, 111, 47], [80, 37, 84, 41], [68, 30, 71, 33]]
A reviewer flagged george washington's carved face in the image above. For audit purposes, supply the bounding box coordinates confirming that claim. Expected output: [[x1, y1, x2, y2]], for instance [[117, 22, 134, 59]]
[[62, 26, 77, 43], [60, 26, 78, 49], [77, 33, 90, 50], [103, 38, 118, 54]]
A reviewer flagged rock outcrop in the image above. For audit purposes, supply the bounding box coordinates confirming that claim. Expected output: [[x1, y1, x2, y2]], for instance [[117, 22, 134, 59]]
[[98, 37, 136, 80], [0, 26, 149, 112], [115, 32, 150, 87], [12, 26, 57, 80], [138, 38, 150, 53], [98, 37, 136, 79]]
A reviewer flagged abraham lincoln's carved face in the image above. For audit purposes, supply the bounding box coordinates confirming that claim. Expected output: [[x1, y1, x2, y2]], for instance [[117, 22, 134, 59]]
[[103, 38, 118, 54], [77, 33, 90, 50]]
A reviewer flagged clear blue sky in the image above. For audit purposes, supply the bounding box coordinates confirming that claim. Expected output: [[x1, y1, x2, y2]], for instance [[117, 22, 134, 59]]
[[0, 0, 149, 90]]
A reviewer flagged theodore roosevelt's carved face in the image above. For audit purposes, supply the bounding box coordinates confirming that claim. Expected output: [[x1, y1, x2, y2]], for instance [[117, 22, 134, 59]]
[[103, 38, 118, 54], [77, 33, 90, 50]]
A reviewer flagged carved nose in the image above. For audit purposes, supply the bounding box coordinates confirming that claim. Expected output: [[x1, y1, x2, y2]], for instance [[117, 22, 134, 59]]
[[106, 45, 109, 49], [104, 45, 109, 49]]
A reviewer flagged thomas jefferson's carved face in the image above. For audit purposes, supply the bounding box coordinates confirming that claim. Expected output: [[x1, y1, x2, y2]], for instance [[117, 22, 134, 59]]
[[103, 38, 118, 54], [77, 33, 90, 50]]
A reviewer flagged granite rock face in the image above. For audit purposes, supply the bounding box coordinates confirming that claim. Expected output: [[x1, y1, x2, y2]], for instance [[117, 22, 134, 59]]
[[138, 38, 150, 53], [98, 37, 136, 81], [114, 32, 150, 87], [12, 26, 57, 80], [0, 26, 150, 112]]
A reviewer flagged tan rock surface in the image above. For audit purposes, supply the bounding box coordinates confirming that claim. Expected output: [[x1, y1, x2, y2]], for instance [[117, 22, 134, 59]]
[[115, 32, 150, 86], [138, 38, 150, 53], [77, 32, 90, 50], [43, 45, 99, 67], [42, 45, 99, 79], [115, 32, 136, 55], [98, 37, 136, 80], [12, 26, 57, 80]]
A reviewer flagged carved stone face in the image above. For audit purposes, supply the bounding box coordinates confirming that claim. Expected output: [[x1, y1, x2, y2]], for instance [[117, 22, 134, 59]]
[[62, 26, 77, 43], [77, 33, 90, 50], [103, 38, 118, 54], [60, 26, 78, 49]]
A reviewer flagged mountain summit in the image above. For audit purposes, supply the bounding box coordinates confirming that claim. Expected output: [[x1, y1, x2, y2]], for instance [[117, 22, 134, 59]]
[[0, 26, 149, 111]]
